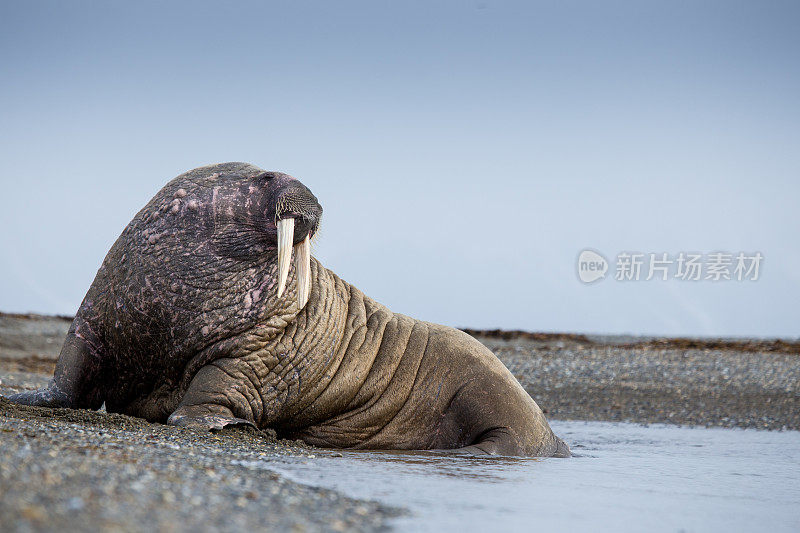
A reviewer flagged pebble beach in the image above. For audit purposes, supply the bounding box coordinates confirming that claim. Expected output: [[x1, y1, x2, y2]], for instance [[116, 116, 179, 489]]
[[1, 313, 797, 531]]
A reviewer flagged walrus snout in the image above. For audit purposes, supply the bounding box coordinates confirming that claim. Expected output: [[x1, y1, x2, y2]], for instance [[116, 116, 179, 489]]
[[268, 177, 322, 239], [268, 178, 322, 309]]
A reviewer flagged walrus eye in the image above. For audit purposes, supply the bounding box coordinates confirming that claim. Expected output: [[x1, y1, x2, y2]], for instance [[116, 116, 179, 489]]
[[276, 218, 311, 309]]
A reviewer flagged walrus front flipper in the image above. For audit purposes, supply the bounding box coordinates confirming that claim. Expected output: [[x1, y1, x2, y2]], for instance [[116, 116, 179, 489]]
[[167, 363, 257, 431], [168, 403, 256, 430], [8, 380, 71, 408], [7, 330, 104, 410]]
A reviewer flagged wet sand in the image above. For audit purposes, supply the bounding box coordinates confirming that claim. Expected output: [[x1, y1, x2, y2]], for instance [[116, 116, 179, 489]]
[[1, 313, 797, 531]]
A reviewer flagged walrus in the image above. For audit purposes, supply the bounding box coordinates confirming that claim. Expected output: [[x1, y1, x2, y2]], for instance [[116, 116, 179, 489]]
[[6, 163, 569, 457]]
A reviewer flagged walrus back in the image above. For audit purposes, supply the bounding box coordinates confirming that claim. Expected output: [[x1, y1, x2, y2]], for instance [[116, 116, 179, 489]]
[[292, 265, 565, 455]]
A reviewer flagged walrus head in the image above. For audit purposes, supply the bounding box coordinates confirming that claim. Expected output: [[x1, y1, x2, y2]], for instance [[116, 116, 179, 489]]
[[260, 172, 322, 308], [118, 164, 323, 338], [193, 168, 322, 310]]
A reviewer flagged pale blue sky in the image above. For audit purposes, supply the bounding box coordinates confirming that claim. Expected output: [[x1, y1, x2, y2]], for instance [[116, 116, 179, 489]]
[[1, 1, 798, 337]]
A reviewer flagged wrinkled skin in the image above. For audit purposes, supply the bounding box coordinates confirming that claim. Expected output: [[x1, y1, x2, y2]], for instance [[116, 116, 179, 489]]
[[7, 163, 569, 457]]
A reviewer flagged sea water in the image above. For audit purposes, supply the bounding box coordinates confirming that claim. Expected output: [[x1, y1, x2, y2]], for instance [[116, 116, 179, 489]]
[[241, 421, 800, 532]]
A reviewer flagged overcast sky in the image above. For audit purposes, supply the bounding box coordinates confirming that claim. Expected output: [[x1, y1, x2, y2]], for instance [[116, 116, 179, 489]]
[[1, 1, 798, 337]]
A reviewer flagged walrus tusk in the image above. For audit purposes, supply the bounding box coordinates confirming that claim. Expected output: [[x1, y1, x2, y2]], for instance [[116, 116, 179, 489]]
[[295, 234, 311, 309], [276, 217, 294, 298]]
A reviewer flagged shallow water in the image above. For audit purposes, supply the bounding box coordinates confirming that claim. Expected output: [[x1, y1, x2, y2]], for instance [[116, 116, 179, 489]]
[[240, 421, 800, 532]]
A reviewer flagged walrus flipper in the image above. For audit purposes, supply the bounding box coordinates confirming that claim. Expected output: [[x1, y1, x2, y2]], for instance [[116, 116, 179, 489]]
[[8, 330, 104, 409], [167, 409, 256, 430], [166, 363, 257, 431], [449, 429, 571, 457], [7, 379, 72, 408]]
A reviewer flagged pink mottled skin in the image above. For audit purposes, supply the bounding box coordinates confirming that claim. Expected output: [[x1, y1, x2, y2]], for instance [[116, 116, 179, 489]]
[[6, 162, 569, 457]]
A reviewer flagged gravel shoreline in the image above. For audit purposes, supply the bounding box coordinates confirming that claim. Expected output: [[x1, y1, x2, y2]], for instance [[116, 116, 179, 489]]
[[474, 333, 799, 431], [1, 313, 798, 531], [0, 398, 399, 532]]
